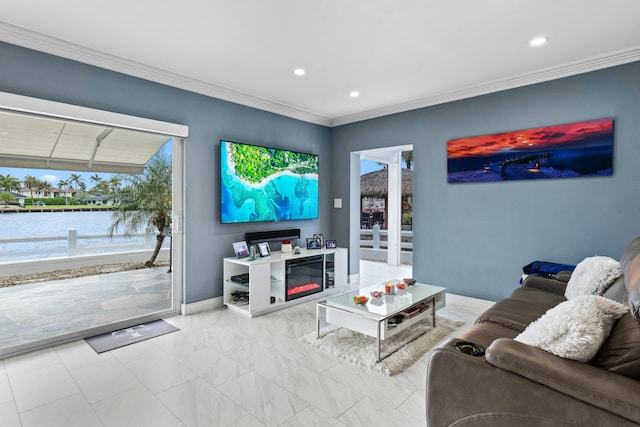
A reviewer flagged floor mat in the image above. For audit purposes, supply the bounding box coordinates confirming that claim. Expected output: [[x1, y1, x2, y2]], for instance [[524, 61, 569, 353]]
[[85, 319, 179, 353]]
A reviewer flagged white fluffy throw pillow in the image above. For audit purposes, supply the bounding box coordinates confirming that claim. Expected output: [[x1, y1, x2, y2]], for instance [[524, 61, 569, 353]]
[[515, 295, 628, 362], [564, 256, 622, 300]]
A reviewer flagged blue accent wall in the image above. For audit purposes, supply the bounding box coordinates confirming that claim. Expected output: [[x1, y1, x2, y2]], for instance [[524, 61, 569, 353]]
[[2, 40, 639, 303], [332, 61, 640, 301], [0, 42, 332, 304]]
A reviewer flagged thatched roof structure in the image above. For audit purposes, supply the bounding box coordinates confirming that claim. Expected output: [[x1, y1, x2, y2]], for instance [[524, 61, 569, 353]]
[[360, 169, 413, 198]]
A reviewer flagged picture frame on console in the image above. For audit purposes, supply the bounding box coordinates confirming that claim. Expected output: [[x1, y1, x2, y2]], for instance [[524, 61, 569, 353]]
[[233, 241, 249, 258], [313, 233, 324, 247], [258, 242, 271, 257], [306, 238, 322, 250], [325, 240, 337, 249]]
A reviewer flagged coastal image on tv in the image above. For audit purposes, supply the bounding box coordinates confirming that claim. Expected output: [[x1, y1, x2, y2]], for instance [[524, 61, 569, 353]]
[[220, 140, 319, 223]]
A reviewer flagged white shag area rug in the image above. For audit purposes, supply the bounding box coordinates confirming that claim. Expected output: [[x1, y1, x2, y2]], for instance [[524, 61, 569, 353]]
[[300, 315, 464, 376]]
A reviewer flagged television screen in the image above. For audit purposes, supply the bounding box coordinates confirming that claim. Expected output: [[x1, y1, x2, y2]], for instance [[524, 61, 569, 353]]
[[220, 140, 319, 223]]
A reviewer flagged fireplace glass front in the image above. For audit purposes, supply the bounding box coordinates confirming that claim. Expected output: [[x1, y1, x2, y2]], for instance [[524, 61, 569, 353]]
[[285, 255, 324, 301]]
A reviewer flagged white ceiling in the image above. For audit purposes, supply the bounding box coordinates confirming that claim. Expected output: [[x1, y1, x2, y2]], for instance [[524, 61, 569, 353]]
[[1, 1, 640, 127]]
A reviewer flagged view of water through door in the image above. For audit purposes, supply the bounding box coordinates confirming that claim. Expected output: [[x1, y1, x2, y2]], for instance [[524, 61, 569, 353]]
[[0, 106, 183, 358]]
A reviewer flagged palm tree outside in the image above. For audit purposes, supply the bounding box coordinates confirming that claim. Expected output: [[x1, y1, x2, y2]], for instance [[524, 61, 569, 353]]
[[108, 176, 122, 194], [0, 173, 21, 192], [401, 150, 413, 230], [58, 179, 70, 205], [90, 173, 102, 186], [0, 191, 15, 206], [35, 179, 52, 200], [1, 173, 21, 208], [108, 152, 172, 267], [69, 173, 83, 190], [23, 175, 38, 204], [402, 150, 413, 170]]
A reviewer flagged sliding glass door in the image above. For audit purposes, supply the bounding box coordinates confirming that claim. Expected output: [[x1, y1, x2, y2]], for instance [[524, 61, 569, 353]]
[[0, 94, 186, 358]]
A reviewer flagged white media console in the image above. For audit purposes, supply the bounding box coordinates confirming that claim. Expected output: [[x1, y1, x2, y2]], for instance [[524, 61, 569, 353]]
[[223, 247, 348, 317]]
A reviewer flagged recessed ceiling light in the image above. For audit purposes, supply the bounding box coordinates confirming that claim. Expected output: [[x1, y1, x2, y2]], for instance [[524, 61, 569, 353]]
[[350, 91, 360, 98], [294, 68, 305, 76], [530, 36, 548, 47]]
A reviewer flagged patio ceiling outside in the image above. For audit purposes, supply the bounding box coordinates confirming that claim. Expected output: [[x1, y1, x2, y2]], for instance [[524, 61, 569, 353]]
[[0, 109, 171, 174]]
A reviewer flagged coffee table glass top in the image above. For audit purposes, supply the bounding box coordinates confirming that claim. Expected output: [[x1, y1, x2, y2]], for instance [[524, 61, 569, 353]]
[[325, 281, 445, 318]]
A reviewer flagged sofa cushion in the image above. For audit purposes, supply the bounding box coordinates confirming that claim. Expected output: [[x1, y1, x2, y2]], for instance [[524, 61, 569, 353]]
[[458, 321, 521, 350], [621, 237, 640, 319], [508, 287, 567, 306], [515, 295, 628, 362], [590, 312, 640, 380], [564, 256, 621, 300], [475, 287, 565, 332], [521, 274, 568, 295]]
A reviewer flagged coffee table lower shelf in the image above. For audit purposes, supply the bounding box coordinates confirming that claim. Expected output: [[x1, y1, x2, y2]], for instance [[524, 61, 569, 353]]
[[316, 295, 438, 363]]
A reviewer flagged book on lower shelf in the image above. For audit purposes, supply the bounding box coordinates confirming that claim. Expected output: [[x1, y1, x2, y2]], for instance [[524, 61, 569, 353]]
[[401, 308, 421, 319], [400, 301, 431, 319]]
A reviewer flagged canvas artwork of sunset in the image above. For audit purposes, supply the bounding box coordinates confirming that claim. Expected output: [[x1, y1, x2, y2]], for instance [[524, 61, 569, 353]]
[[447, 118, 613, 183]]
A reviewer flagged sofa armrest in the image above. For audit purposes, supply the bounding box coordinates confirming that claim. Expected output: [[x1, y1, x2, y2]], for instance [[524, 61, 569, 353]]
[[522, 272, 570, 294], [486, 338, 640, 425]]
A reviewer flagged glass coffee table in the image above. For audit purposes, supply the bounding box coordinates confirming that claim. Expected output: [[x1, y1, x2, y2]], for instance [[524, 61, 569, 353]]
[[316, 281, 446, 362]]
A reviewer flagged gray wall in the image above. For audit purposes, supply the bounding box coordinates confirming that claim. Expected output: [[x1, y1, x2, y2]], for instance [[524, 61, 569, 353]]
[[332, 61, 640, 301], [0, 42, 332, 304], [3, 40, 639, 303]]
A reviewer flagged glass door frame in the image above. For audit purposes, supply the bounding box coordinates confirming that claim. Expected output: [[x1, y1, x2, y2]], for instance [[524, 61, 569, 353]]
[[0, 91, 187, 359]]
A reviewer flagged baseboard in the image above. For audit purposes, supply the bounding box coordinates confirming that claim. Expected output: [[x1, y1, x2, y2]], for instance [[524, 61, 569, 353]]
[[180, 296, 223, 315]]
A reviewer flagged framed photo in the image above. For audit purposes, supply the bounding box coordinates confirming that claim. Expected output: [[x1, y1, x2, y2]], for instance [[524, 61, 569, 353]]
[[325, 240, 337, 249], [447, 118, 613, 183], [306, 238, 321, 250], [313, 233, 324, 247], [258, 241, 271, 257], [233, 241, 249, 258]]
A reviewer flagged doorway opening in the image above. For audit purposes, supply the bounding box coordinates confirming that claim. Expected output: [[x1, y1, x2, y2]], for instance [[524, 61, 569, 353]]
[[0, 92, 186, 358], [354, 145, 413, 269]]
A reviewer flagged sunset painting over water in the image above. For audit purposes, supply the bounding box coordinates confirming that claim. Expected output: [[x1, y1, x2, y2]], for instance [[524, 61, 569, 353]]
[[447, 118, 613, 183]]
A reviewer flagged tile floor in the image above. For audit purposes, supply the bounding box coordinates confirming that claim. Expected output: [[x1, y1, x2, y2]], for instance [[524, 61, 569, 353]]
[[0, 267, 172, 348], [0, 261, 494, 427]]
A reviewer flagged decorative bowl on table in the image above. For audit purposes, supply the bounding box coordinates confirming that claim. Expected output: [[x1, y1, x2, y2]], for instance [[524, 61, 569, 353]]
[[370, 290, 384, 299], [353, 295, 369, 305], [396, 282, 407, 291], [404, 278, 417, 286]]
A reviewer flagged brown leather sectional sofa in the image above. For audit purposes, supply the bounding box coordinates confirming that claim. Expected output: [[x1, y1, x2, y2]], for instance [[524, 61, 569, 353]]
[[426, 238, 640, 426]]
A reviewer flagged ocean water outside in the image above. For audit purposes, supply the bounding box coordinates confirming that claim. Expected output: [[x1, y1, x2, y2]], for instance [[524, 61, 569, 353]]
[[0, 211, 149, 262]]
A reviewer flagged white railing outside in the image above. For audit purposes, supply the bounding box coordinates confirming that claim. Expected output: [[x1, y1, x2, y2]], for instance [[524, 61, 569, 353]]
[[0, 228, 156, 261], [360, 225, 413, 264]]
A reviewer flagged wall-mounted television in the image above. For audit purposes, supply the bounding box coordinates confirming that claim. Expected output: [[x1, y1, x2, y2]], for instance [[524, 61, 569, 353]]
[[220, 140, 319, 223]]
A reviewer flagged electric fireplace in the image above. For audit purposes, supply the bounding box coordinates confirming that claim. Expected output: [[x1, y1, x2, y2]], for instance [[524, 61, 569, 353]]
[[285, 256, 324, 301]]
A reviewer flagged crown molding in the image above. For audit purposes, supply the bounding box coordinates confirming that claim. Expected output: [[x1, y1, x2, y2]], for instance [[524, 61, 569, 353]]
[[2, 22, 639, 129], [330, 47, 640, 127], [0, 22, 333, 127]]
